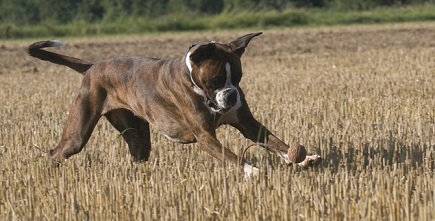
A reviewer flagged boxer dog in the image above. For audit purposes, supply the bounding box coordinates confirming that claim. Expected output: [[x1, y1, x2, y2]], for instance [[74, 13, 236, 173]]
[[28, 33, 320, 176]]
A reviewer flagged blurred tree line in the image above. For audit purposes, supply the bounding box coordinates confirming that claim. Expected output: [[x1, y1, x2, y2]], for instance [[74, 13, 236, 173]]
[[0, 0, 433, 25]]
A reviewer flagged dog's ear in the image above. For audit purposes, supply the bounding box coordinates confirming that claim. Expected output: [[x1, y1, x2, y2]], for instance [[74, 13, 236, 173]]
[[229, 32, 262, 57], [189, 42, 216, 63]]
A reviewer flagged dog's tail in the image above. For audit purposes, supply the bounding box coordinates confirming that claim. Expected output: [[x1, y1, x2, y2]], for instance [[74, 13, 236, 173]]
[[28, 40, 93, 74]]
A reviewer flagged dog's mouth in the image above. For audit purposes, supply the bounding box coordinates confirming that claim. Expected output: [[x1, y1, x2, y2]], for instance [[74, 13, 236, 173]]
[[207, 99, 229, 113]]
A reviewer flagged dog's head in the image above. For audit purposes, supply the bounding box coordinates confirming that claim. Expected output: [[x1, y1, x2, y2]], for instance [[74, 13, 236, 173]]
[[185, 32, 262, 114]]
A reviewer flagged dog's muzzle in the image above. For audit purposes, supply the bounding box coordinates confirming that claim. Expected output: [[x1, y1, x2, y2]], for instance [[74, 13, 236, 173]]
[[208, 88, 240, 113]]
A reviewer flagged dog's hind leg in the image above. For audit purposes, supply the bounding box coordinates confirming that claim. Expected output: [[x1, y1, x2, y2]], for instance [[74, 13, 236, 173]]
[[105, 109, 151, 162], [50, 77, 103, 161]]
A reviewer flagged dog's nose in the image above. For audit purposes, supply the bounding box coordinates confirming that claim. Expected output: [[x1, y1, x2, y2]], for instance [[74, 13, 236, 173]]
[[226, 89, 238, 107]]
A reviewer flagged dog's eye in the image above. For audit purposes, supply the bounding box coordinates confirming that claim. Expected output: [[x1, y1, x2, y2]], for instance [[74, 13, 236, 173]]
[[211, 75, 225, 86]]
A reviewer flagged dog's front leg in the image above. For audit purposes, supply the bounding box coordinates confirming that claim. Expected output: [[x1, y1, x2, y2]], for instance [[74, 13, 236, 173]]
[[231, 99, 321, 168], [195, 132, 258, 177]]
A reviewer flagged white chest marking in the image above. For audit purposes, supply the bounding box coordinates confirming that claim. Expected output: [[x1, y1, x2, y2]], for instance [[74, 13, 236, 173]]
[[161, 132, 184, 143]]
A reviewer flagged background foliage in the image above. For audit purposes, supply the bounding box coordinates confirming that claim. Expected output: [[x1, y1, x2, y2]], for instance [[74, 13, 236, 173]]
[[0, 0, 434, 38]]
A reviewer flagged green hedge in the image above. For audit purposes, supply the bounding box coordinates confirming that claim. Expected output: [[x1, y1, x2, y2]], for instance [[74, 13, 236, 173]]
[[1, 5, 434, 39]]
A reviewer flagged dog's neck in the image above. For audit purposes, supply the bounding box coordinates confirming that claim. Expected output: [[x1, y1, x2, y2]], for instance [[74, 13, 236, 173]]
[[185, 52, 210, 99]]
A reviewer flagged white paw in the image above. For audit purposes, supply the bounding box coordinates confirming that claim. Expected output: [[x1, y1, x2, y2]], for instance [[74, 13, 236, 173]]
[[243, 163, 259, 177], [297, 154, 322, 168]]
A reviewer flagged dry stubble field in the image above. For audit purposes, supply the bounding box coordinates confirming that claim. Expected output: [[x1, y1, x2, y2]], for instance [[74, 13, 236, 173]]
[[1, 23, 434, 220]]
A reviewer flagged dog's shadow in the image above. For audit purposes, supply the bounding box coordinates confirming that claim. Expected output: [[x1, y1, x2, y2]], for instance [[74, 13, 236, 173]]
[[321, 136, 432, 172]]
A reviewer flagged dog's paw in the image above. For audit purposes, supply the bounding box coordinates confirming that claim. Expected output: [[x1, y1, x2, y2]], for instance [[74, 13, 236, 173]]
[[46, 156, 64, 168], [243, 163, 259, 178], [297, 154, 322, 169]]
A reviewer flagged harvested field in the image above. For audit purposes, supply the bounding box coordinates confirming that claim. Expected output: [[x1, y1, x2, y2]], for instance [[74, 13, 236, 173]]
[[1, 23, 434, 220]]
